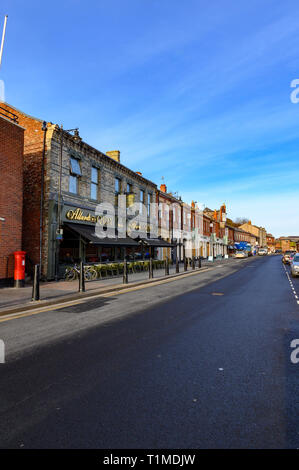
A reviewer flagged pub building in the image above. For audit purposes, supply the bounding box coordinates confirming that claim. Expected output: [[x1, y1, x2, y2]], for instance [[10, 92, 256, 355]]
[[46, 131, 173, 279], [1, 103, 172, 280]]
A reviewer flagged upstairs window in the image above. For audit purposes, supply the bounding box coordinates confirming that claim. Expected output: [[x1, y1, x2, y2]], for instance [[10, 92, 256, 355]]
[[91, 167, 99, 200], [70, 157, 81, 176], [115, 177, 121, 194], [69, 157, 81, 194], [147, 193, 151, 217], [140, 189, 145, 213]]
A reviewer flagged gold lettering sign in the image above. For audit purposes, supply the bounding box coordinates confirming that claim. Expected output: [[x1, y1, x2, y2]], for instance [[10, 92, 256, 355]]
[[66, 208, 112, 226], [128, 221, 153, 232]]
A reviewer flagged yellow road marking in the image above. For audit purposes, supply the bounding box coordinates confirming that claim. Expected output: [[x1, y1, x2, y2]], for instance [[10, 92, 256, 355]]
[[0, 268, 212, 323]]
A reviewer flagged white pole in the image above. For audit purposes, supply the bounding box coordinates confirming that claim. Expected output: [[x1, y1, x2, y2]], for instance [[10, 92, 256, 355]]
[[0, 15, 8, 69]]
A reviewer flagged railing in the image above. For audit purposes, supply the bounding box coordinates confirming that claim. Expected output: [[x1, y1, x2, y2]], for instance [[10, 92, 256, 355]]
[[0, 106, 19, 123]]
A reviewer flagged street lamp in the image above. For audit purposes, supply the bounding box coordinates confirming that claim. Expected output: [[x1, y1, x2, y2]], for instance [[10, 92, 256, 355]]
[[55, 126, 82, 281]]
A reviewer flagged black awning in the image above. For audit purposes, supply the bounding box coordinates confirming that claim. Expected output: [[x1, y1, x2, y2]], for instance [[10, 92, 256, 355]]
[[138, 238, 174, 248], [65, 223, 139, 247]]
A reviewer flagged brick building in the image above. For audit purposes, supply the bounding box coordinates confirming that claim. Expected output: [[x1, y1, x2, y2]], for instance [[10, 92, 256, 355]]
[[203, 205, 228, 258], [0, 102, 49, 278], [266, 233, 275, 253], [190, 201, 204, 259], [0, 106, 24, 285], [157, 183, 181, 261], [239, 221, 267, 247], [277, 237, 299, 253], [2, 103, 170, 280], [234, 228, 251, 243]]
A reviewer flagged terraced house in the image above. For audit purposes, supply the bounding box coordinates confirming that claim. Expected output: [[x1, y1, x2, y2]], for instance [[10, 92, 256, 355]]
[[157, 183, 182, 262]]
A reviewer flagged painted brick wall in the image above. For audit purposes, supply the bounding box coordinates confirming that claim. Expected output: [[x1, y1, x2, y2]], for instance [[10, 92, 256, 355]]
[[0, 115, 24, 283]]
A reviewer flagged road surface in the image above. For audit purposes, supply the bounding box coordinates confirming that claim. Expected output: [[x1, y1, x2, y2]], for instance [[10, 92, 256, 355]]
[[0, 255, 298, 449]]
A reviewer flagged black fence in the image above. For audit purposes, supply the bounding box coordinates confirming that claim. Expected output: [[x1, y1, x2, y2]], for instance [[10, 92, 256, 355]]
[[0, 106, 19, 123]]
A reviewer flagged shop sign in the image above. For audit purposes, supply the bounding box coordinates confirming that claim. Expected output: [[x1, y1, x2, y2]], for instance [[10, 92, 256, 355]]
[[65, 207, 113, 226]]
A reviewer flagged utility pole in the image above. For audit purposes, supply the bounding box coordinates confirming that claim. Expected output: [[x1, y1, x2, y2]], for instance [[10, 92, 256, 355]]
[[0, 15, 8, 69]]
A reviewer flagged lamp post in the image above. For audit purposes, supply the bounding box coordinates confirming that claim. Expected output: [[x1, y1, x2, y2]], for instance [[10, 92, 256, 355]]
[[55, 126, 82, 281], [39, 121, 47, 279]]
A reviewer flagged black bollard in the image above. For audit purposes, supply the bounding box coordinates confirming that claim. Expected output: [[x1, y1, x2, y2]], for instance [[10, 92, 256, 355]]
[[165, 257, 169, 276], [79, 260, 85, 292], [198, 257, 202, 268], [184, 252, 187, 271], [176, 257, 179, 273], [192, 256, 195, 270], [123, 256, 128, 284], [149, 257, 153, 279], [31, 264, 40, 301]]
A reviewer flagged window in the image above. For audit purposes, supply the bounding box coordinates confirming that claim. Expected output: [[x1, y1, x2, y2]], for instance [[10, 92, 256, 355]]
[[140, 189, 145, 213], [115, 177, 121, 194], [127, 183, 132, 194], [147, 193, 151, 216], [69, 157, 81, 194], [158, 204, 162, 221], [69, 175, 78, 194], [91, 167, 99, 200], [70, 157, 81, 176]]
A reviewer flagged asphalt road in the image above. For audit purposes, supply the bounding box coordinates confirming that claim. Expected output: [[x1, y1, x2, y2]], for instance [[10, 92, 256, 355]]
[[0, 255, 298, 449]]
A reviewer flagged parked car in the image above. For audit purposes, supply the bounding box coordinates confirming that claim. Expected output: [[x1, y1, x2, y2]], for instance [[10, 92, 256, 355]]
[[291, 254, 299, 277], [258, 248, 268, 256], [282, 251, 296, 264], [235, 251, 248, 259]]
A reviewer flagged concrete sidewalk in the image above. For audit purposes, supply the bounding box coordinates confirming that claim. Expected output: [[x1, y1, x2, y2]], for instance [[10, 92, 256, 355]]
[[0, 258, 238, 314]]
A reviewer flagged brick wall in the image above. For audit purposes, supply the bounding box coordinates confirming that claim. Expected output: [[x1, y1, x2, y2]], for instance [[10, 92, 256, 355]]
[[0, 115, 24, 284], [0, 103, 50, 276]]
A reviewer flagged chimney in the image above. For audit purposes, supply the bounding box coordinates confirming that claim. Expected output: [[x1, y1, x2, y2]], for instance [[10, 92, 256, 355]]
[[136, 171, 142, 176], [160, 183, 167, 193], [106, 150, 120, 162]]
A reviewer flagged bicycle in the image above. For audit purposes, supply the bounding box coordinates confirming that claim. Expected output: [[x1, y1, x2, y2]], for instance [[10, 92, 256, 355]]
[[64, 264, 97, 282]]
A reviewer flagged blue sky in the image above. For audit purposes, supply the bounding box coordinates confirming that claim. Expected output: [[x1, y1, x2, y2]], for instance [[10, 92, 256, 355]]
[[1, 0, 299, 237]]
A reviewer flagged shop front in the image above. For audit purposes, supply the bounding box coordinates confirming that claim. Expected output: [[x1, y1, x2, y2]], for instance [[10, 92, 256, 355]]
[[49, 204, 173, 279]]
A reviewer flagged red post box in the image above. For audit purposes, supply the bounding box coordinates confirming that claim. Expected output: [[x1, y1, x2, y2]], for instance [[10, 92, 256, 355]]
[[14, 251, 26, 288]]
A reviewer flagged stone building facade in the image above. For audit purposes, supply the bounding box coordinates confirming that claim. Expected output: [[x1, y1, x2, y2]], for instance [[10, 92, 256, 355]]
[[239, 221, 267, 247], [48, 127, 161, 279]]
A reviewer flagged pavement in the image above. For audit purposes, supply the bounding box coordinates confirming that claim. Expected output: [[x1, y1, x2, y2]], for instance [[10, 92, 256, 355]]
[[1, 254, 298, 449], [0, 257, 240, 313]]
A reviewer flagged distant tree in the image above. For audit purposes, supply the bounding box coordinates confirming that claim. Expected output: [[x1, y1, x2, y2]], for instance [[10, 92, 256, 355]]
[[234, 217, 250, 225]]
